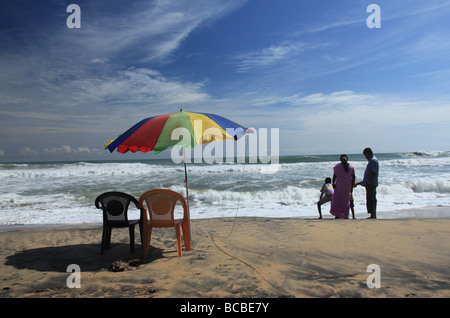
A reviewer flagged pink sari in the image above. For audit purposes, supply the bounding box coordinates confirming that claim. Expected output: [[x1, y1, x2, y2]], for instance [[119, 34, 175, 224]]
[[330, 163, 355, 219]]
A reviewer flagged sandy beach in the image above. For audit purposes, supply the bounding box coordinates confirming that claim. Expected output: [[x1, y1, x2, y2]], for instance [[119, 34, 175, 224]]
[[0, 209, 449, 300]]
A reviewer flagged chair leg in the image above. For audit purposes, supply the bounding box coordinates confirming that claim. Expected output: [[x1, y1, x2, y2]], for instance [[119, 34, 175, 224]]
[[102, 225, 112, 253], [106, 226, 112, 249], [175, 224, 182, 257], [139, 221, 143, 246], [129, 225, 135, 253], [101, 226, 107, 254], [142, 224, 152, 258], [181, 221, 191, 251]]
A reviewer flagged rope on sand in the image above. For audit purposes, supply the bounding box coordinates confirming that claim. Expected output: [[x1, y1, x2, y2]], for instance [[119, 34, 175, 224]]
[[209, 234, 281, 292]]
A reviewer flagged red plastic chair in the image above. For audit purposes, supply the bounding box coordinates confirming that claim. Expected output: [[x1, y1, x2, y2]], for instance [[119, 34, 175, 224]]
[[139, 189, 191, 257]]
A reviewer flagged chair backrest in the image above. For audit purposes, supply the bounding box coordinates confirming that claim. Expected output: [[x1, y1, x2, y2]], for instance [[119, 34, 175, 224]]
[[95, 192, 140, 225], [138, 189, 188, 227]]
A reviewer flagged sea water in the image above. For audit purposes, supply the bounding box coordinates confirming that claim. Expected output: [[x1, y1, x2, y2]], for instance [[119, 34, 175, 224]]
[[0, 151, 449, 225]]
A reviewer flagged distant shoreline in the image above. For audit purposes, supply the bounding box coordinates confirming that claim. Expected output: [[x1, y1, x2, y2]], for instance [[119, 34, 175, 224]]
[[2, 150, 448, 165]]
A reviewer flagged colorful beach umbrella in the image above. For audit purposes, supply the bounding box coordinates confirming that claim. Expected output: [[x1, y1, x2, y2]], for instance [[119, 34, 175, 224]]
[[105, 110, 253, 239], [105, 110, 252, 154]]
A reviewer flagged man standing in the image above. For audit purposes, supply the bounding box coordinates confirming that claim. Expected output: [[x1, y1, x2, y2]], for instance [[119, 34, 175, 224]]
[[356, 148, 379, 219]]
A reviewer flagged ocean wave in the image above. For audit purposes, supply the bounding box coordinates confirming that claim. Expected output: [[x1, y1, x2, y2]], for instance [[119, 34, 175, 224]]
[[0, 161, 295, 179], [405, 179, 450, 193], [1, 178, 449, 225], [2, 153, 449, 225], [378, 157, 450, 168], [400, 150, 450, 158], [0, 163, 30, 169], [0, 162, 165, 179], [194, 186, 315, 204], [176, 179, 450, 207], [2, 153, 449, 180]]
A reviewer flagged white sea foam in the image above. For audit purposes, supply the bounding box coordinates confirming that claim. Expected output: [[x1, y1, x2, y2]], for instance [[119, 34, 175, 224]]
[[1, 152, 449, 225]]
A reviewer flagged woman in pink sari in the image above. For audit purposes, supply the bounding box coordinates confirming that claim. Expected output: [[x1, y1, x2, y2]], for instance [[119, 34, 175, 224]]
[[330, 154, 355, 219]]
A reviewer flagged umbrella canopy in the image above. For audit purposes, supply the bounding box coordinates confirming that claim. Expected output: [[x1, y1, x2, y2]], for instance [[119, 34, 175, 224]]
[[105, 110, 252, 154]]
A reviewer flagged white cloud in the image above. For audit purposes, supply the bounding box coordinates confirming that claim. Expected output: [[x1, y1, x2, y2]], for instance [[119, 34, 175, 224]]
[[43, 145, 95, 155], [19, 147, 38, 156], [235, 43, 305, 72], [0, 66, 212, 136], [257, 90, 450, 128], [0, 0, 245, 109], [0, 0, 240, 131], [233, 40, 333, 73], [2, 1, 449, 160], [72, 68, 211, 108], [239, 90, 450, 154], [247, 91, 375, 109], [0, 111, 68, 121], [91, 58, 109, 64], [412, 32, 450, 62], [76, 0, 248, 63]]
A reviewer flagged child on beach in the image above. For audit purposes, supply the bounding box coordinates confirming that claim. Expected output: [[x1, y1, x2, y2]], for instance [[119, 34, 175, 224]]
[[350, 192, 355, 219], [317, 177, 334, 219]]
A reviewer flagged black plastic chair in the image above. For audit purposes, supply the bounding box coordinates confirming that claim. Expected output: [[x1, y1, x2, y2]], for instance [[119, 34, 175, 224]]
[[95, 192, 143, 254]]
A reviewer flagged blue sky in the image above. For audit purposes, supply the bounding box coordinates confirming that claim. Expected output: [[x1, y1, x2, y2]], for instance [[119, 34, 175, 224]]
[[1, 0, 449, 162]]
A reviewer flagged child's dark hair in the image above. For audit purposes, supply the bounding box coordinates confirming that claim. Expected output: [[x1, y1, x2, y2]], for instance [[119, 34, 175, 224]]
[[325, 177, 331, 183]]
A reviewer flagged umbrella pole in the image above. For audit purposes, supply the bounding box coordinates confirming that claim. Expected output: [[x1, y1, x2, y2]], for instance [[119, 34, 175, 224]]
[[183, 148, 192, 242]]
